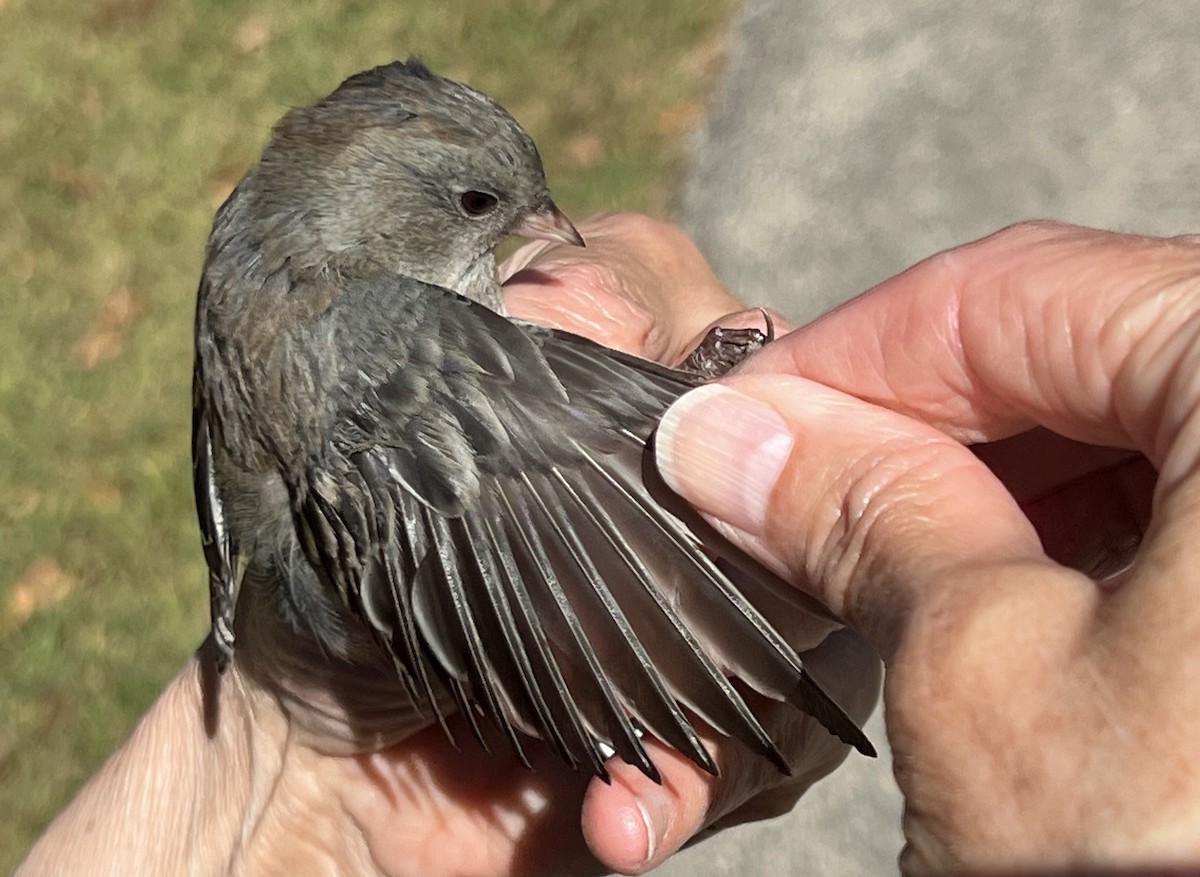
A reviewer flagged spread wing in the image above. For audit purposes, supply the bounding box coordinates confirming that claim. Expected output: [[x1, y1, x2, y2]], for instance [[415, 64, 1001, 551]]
[[291, 275, 873, 780]]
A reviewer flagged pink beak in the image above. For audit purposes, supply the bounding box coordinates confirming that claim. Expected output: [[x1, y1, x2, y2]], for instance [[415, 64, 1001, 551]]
[[514, 200, 585, 247]]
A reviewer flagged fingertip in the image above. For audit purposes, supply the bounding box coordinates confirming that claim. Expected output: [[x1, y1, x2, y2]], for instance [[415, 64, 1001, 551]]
[[656, 383, 796, 536], [581, 778, 655, 874], [582, 745, 712, 873]]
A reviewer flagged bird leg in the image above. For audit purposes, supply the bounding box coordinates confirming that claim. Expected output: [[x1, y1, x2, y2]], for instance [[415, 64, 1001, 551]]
[[679, 308, 775, 379]]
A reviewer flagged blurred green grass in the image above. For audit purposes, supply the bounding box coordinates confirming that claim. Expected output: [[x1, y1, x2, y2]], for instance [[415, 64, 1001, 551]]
[[0, 0, 732, 867]]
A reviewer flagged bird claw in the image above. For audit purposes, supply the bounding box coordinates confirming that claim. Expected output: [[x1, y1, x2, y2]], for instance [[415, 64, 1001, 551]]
[[680, 309, 774, 379]]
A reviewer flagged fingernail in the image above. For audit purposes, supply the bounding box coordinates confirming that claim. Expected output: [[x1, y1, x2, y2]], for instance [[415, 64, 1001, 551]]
[[635, 788, 673, 867], [656, 384, 793, 534]]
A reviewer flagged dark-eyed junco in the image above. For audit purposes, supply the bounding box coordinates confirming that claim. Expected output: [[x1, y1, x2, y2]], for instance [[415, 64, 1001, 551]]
[[192, 59, 871, 782]]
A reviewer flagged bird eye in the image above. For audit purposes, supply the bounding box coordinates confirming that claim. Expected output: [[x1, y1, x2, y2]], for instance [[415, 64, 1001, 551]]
[[459, 190, 499, 216]]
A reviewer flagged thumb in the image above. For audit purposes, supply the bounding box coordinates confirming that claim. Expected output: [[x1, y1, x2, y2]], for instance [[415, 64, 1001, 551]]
[[654, 375, 1050, 656]]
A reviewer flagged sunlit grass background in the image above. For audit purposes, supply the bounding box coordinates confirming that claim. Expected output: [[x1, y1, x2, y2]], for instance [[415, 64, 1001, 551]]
[[0, 0, 732, 866]]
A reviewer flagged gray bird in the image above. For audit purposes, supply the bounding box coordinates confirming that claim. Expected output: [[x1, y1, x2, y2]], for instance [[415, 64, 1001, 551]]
[[192, 59, 872, 782]]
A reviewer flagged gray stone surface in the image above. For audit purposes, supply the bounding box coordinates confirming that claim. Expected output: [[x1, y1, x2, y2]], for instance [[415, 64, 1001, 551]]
[[654, 1, 1200, 874], [683, 0, 1200, 324]]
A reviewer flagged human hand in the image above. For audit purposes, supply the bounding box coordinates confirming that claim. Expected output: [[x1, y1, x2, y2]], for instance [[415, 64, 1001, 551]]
[[19, 213, 879, 877], [653, 221, 1200, 872], [500, 211, 779, 363]]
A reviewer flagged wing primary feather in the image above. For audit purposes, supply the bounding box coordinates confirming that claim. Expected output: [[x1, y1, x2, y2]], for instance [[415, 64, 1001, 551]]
[[297, 488, 356, 606], [582, 446, 803, 664], [444, 514, 535, 769], [446, 675, 488, 753], [457, 510, 578, 770], [520, 470, 713, 779], [364, 511, 424, 706], [501, 484, 657, 782], [390, 483, 456, 737], [577, 445, 874, 756], [420, 506, 526, 761], [378, 546, 453, 734], [371, 561, 426, 706], [794, 670, 877, 757], [550, 465, 781, 774], [492, 489, 612, 780], [355, 452, 449, 729]]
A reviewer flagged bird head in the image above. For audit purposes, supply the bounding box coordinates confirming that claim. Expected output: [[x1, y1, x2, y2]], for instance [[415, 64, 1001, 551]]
[[243, 59, 582, 302]]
